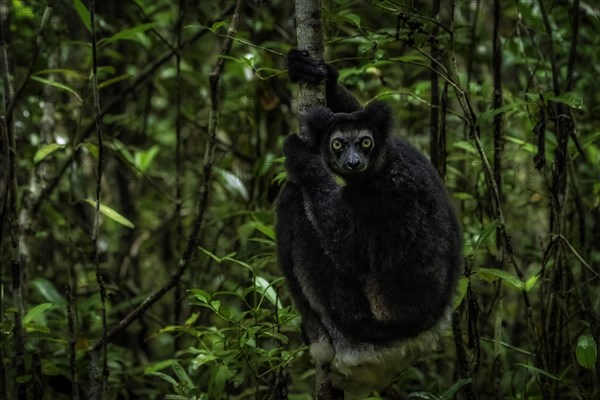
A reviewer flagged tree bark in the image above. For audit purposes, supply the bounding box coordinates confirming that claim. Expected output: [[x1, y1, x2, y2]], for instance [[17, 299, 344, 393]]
[[294, 0, 326, 119]]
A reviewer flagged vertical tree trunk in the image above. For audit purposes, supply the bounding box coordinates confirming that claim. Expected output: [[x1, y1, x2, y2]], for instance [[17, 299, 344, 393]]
[[294, 0, 326, 119], [293, 2, 342, 399]]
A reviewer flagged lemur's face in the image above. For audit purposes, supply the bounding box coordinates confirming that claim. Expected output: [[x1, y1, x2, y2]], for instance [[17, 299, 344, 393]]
[[327, 128, 375, 176]]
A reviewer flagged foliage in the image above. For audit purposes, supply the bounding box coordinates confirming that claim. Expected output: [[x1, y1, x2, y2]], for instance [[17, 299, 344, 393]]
[[0, 0, 599, 399]]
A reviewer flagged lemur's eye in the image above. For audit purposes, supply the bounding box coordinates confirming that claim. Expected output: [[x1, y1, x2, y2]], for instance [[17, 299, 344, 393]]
[[331, 138, 344, 151], [361, 137, 373, 149]]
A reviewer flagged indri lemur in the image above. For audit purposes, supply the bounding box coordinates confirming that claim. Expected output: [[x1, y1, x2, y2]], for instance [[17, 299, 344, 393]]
[[276, 50, 462, 393]]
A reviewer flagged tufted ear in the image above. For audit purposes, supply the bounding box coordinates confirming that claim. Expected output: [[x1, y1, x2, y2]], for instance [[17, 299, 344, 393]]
[[363, 101, 392, 138], [300, 106, 334, 148]]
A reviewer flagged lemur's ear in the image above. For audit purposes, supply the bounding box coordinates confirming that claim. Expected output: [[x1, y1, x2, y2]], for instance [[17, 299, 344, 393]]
[[363, 101, 392, 138], [301, 106, 335, 147]]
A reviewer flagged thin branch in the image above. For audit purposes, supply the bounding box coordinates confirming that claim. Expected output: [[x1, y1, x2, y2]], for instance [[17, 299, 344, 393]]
[[214, 33, 284, 57], [173, 0, 185, 351], [89, 1, 109, 397], [429, 0, 441, 176], [555, 235, 599, 280], [66, 282, 80, 400]]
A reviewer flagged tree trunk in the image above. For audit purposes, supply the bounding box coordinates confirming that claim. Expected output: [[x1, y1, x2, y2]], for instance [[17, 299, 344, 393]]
[[294, 0, 326, 119], [293, 1, 342, 399]]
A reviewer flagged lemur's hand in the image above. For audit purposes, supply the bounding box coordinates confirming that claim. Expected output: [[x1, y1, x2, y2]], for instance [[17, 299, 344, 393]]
[[288, 49, 337, 85]]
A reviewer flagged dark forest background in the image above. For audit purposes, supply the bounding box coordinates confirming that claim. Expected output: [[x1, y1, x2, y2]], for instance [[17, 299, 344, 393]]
[[0, 0, 599, 399]]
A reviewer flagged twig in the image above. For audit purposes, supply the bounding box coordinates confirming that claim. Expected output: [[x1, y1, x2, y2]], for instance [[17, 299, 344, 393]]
[[0, 7, 10, 399], [89, 0, 245, 353], [214, 33, 284, 57], [66, 282, 80, 400], [555, 235, 599, 280], [173, 0, 185, 351], [88, 1, 109, 397], [491, 2, 504, 394], [429, 0, 441, 176]]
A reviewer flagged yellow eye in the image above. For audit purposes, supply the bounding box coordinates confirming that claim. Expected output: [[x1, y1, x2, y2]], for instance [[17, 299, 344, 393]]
[[361, 137, 373, 149], [331, 139, 344, 151]]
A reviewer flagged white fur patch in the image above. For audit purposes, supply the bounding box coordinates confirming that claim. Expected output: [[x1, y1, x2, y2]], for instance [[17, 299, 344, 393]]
[[309, 336, 335, 364], [327, 308, 452, 397]]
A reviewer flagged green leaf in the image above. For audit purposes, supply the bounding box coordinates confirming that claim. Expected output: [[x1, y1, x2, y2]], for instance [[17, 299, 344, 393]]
[[31, 278, 65, 305], [576, 334, 597, 369], [210, 300, 221, 312], [240, 327, 258, 348], [546, 91, 583, 109], [388, 55, 427, 64], [443, 378, 473, 400], [505, 136, 536, 154], [16, 375, 32, 384], [453, 192, 474, 201], [198, 247, 224, 264], [476, 102, 524, 127], [525, 274, 539, 292], [34, 68, 85, 80], [144, 359, 175, 374], [453, 141, 476, 154], [23, 303, 53, 324], [191, 353, 218, 368], [33, 143, 65, 164], [78, 143, 99, 159], [208, 365, 229, 399], [343, 13, 361, 28], [256, 276, 281, 308], [475, 219, 499, 251], [99, 73, 133, 89], [476, 268, 524, 290], [271, 171, 287, 185], [515, 363, 559, 381], [210, 20, 228, 33], [134, 145, 160, 172], [41, 359, 61, 376], [83, 199, 135, 229], [98, 22, 157, 47], [254, 223, 275, 240], [262, 330, 289, 344], [72, 0, 91, 33], [172, 362, 195, 390], [146, 371, 178, 386], [25, 322, 50, 334], [190, 289, 212, 304], [110, 138, 135, 164], [216, 168, 248, 201], [30, 76, 82, 102], [452, 276, 468, 309], [185, 313, 199, 325], [223, 256, 254, 274]]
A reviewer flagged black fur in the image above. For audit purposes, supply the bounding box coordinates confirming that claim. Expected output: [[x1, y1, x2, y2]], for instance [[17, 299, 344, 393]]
[[278, 50, 461, 350]]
